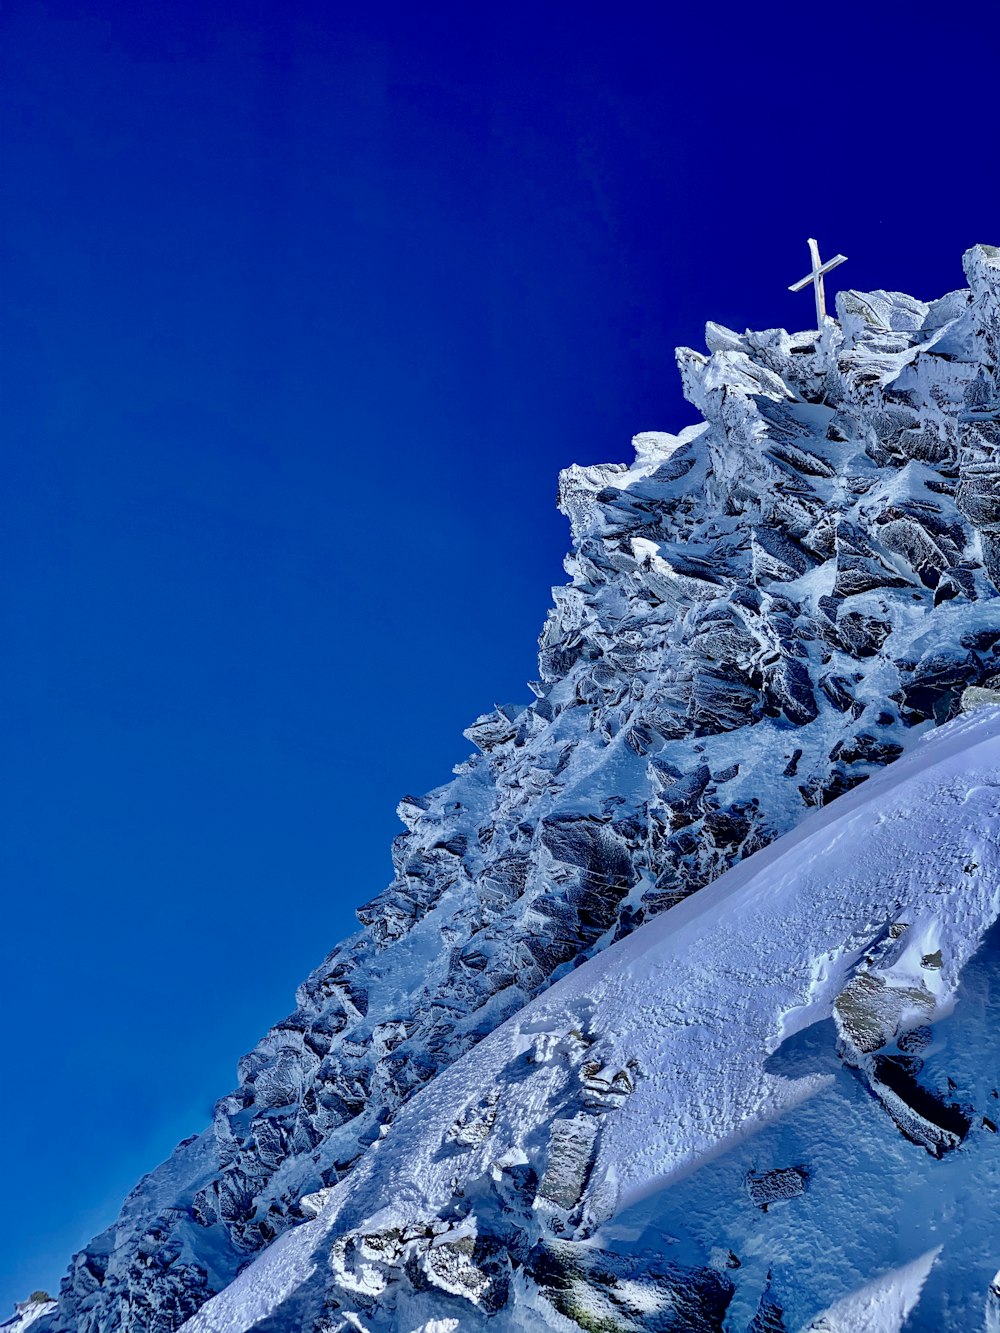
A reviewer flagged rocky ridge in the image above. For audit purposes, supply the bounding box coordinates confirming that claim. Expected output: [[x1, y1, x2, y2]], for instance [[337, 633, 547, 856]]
[[34, 244, 1000, 1333]]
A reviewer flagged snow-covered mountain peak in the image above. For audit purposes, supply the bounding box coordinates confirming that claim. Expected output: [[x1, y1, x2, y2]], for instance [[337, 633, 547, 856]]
[[25, 245, 1000, 1333]]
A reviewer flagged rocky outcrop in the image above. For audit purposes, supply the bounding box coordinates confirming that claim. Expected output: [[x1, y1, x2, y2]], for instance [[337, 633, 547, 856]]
[[36, 245, 1000, 1333], [833, 919, 976, 1157]]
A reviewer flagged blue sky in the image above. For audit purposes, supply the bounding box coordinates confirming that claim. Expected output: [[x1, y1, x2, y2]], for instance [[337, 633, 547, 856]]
[[2, 0, 998, 1311]]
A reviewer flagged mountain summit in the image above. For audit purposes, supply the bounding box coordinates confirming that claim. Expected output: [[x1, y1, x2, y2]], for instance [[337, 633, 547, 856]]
[[18, 245, 1000, 1333]]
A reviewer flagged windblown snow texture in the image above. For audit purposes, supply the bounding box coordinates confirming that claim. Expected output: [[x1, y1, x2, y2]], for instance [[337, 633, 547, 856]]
[[26, 245, 1000, 1333]]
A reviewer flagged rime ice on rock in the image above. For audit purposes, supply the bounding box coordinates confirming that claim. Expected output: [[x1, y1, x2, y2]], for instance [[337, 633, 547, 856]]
[[31, 245, 1000, 1333]]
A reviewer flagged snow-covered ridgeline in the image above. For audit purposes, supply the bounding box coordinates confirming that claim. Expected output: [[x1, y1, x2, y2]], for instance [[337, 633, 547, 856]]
[[180, 706, 1000, 1332], [31, 244, 1000, 1333]]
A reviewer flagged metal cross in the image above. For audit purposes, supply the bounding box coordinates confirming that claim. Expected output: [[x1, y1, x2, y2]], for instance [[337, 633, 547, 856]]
[[788, 238, 848, 327]]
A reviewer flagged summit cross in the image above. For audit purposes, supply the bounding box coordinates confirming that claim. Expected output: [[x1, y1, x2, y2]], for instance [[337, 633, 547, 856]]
[[788, 238, 848, 327]]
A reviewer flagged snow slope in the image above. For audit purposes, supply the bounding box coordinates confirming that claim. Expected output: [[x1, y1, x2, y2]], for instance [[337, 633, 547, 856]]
[[24, 244, 1000, 1331], [177, 706, 1000, 1332]]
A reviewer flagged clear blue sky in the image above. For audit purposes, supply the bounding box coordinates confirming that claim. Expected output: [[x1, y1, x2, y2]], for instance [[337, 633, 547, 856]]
[[2, 0, 998, 1311]]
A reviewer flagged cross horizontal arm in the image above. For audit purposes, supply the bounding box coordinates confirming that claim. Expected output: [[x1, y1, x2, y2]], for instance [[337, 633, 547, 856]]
[[787, 253, 848, 293], [819, 253, 848, 275]]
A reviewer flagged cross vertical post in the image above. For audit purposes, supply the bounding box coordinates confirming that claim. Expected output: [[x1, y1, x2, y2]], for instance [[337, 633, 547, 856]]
[[788, 238, 848, 328]]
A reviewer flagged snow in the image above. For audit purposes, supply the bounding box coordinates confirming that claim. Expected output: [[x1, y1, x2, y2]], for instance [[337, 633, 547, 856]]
[[802, 1247, 940, 1331]]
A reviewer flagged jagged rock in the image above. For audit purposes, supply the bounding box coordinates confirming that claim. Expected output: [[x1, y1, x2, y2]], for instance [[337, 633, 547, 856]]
[[766, 656, 818, 725], [751, 527, 817, 582], [689, 670, 759, 732], [396, 793, 431, 830], [837, 732, 904, 765], [876, 503, 963, 585], [957, 457, 1000, 529], [540, 815, 638, 901], [702, 806, 753, 850], [903, 647, 983, 721], [464, 704, 527, 753], [834, 609, 893, 658], [897, 1024, 933, 1054], [653, 762, 711, 817], [102, 699, 1000, 1333], [818, 673, 854, 711], [830, 922, 978, 1159], [446, 1089, 499, 1147]]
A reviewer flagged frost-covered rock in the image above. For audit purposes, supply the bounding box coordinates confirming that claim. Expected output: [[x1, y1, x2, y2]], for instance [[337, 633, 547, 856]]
[[26, 245, 1000, 1333]]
